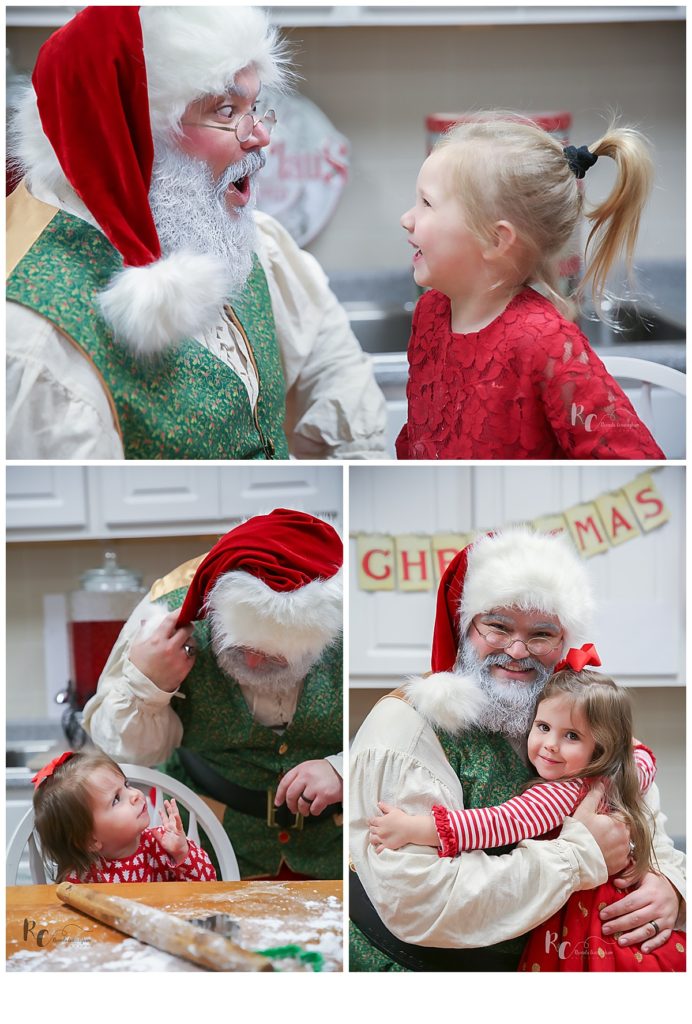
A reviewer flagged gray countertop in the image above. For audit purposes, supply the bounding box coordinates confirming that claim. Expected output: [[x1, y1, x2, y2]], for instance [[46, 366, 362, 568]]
[[327, 260, 685, 380]]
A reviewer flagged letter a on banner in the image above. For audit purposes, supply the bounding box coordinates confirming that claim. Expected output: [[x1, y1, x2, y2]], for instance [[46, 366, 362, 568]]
[[395, 535, 433, 591], [564, 503, 609, 557], [594, 491, 641, 546], [357, 534, 394, 591], [622, 473, 671, 533]]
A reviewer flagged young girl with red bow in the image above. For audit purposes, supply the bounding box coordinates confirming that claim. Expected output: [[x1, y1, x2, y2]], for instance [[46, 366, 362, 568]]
[[396, 115, 666, 460], [32, 749, 216, 884], [369, 647, 685, 971]]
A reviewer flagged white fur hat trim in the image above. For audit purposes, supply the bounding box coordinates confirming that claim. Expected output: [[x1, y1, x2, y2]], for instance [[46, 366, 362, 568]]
[[205, 567, 343, 662], [140, 6, 291, 138], [461, 528, 594, 646], [401, 672, 488, 735]]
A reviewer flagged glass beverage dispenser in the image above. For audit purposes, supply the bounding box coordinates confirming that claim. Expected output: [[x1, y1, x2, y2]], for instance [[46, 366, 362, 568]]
[[67, 552, 145, 711]]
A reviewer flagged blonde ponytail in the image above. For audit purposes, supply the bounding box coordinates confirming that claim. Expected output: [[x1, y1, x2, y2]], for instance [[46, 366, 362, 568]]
[[580, 126, 654, 310]]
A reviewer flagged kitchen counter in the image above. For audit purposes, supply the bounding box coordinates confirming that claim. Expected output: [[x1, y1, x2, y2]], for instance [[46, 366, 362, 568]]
[[6, 880, 343, 971], [330, 260, 686, 373]]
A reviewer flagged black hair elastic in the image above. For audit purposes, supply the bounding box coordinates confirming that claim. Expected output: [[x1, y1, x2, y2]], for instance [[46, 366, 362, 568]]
[[563, 144, 598, 179]]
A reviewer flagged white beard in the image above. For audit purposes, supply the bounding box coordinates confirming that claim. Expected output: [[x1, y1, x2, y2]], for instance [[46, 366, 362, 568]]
[[456, 636, 551, 739], [148, 143, 262, 299], [209, 626, 319, 697]]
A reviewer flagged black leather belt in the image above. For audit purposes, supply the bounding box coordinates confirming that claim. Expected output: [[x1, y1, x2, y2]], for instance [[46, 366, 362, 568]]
[[350, 870, 521, 972], [178, 747, 342, 830]]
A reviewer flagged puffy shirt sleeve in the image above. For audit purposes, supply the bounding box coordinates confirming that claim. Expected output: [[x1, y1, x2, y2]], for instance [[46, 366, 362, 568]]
[[82, 595, 184, 766], [349, 697, 608, 948], [253, 211, 387, 459], [530, 317, 666, 459]]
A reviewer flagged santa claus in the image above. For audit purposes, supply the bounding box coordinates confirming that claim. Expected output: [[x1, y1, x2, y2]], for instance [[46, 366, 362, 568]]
[[84, 508, 343, 880], [7, 6, 385, 459]]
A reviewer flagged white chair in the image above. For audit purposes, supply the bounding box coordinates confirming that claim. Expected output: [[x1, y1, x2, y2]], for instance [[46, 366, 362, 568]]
[[601, 356, 686, 459], [6, 762, 240, 884]]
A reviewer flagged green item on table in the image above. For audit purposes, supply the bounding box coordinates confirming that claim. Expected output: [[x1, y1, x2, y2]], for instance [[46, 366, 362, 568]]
[[256, 944, 324, 971]]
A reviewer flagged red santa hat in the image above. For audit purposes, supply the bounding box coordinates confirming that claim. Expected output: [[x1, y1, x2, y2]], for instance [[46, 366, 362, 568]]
[[431, 528, 594, 672], [11, 5, 290, 355], [177, 508, 343, 663]]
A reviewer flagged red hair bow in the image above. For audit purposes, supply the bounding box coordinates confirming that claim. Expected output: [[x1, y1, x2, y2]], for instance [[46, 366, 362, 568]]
[[31, 750, 75, 788], [554, 644, 601, 673]]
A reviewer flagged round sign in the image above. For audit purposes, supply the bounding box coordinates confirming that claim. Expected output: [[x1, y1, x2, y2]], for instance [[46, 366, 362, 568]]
[[256, 90, 350, 246]]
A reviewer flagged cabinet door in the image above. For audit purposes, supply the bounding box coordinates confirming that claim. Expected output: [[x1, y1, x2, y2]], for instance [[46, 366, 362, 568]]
[[93, 467, 221, 531], [219, 466, 343, 530], [350, 466, 472, 681], [6, 467, 87, 534]]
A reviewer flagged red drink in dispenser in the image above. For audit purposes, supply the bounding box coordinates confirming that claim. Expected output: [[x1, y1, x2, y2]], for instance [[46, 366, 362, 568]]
[[67, 552, 144, 709]]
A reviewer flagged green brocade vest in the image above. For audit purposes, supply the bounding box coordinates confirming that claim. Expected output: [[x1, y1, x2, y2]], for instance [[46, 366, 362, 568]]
[[350, 722, 533, 972], [6, 210, 289, 460], [155, 587, 343, 879]]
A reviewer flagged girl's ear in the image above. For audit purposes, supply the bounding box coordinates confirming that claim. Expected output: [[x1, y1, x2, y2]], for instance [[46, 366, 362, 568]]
[[489, 220, 517, 258], [88, 835, 102, 853]]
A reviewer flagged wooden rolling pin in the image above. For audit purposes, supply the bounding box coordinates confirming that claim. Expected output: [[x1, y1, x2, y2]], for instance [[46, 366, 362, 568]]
[[56, 882, 272, 972]]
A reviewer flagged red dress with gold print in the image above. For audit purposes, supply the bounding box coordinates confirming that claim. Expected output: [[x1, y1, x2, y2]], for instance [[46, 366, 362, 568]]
[[519, 879, 686, 973], [395, 288, 665, 460]]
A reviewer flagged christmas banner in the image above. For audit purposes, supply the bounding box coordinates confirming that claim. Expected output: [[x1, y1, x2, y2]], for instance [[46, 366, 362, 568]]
[[355, 473, 670, 592]]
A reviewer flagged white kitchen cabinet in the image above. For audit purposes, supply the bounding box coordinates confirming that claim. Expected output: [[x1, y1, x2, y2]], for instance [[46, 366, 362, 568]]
[[219, 466, 343, 520], [5, 466, 87, 532], [7, 6, 685, 28], [93, 467, 221, 531], [6, 466, 343, 541], [349, 465, 684, 688]]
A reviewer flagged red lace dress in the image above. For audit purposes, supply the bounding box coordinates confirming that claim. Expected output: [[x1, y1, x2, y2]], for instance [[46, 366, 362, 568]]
[[395, 288, 665, 460]]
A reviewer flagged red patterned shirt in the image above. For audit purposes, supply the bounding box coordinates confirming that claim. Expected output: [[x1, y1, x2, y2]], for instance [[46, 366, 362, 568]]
[[433, 743, 656, 858], [396, 287, 665, 460], [66, 828, 217, 883]]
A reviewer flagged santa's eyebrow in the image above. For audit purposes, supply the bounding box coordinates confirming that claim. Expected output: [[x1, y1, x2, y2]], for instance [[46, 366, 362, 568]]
[[222, 81, 262, 102], [481, 612, 561, 633]]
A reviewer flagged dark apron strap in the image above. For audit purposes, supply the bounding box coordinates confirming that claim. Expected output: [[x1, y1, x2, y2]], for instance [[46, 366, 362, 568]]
[[349, 870, 522, 972]]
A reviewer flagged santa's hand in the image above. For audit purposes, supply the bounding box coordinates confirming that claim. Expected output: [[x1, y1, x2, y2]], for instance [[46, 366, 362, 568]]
[[600, 871, 682, 953], [274, 759, 342, 817], [155, 799, 189, 865], [571, 783, 631, 876], [129, 610, 196, 692]]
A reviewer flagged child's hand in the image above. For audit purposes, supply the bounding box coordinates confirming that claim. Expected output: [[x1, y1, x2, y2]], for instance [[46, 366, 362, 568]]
[[367, 802, 437, 854], [155, 798, 189, 865]]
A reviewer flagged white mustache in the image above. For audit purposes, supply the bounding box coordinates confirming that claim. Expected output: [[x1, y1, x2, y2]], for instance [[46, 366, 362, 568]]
[[215, 151, 266, 196]]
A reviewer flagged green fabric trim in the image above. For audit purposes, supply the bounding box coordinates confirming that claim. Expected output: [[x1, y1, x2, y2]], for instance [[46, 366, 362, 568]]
[[7, 210, 289, 459]]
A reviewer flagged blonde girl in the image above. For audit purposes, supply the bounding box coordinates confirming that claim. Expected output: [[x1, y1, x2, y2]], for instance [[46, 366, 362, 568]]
[[397, 114, 665, 460]]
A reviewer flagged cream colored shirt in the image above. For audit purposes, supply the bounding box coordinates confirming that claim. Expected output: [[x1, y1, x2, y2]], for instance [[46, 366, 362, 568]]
[[6, 185, 387, 460], [349, 695, 685, 948], [83, 595, 343, 779]]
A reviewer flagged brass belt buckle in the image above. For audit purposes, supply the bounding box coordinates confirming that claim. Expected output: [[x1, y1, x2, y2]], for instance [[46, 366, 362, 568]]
[[267, 788, 304, 830]]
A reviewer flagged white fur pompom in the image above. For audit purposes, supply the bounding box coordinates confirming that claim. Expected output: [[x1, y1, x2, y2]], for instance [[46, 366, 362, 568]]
[[98, 250, 230, 356], [401, 672, 488, 734]]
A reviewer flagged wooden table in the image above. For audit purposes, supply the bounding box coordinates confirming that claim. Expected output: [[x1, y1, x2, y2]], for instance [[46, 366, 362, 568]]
[[6, 880, 342, 971]]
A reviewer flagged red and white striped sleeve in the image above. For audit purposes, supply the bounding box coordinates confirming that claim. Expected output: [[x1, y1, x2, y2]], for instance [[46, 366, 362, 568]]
[[432, 778, 584, 857], [633, 741, 657, 793]]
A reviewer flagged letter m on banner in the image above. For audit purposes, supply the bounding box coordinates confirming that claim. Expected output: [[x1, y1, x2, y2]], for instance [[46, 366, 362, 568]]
[[564, 503, 609, 557]]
